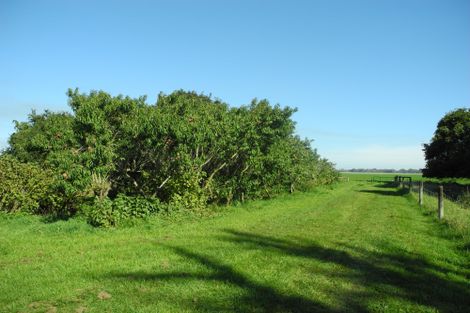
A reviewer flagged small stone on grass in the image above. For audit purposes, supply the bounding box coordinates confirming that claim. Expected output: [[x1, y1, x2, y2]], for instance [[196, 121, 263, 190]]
[[97, 291, 112, 300]]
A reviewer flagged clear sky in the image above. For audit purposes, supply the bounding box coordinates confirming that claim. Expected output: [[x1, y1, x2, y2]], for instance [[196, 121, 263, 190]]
[[1, 0, 469, 169]]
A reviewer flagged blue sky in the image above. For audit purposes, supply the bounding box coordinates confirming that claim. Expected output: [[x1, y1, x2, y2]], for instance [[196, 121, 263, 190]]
[[1, 0, 469, 169]]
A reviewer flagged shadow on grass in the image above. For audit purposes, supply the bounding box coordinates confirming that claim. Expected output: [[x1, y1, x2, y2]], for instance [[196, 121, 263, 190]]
[[358, 188, 409, 197], [461, 241, 470, 253], [105, 229, 470, 312], [108, 244, 335, 313], [40, 214, 72, 224], [219, 230, 470, 313], [373, 182, 399, 188]]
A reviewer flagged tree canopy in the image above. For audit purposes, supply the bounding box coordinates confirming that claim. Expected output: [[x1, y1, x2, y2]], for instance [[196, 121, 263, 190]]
[[423, 108, 470, 178]]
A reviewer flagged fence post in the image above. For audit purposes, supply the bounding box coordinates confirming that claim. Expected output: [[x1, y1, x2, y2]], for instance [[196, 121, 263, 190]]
[[438, 185, 444, 219], [419, 181, 423, 206]]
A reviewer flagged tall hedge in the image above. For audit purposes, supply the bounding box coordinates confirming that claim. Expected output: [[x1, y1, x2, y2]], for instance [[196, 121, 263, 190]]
[[5, 89, 338, 217]]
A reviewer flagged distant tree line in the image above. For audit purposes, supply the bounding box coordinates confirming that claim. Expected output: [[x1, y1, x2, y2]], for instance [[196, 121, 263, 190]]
[[0, 89, 338, 226], [342, 168, 421, 174]]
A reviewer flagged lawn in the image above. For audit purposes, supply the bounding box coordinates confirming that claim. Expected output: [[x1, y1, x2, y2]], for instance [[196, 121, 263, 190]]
[[1, 181, 469, 312]]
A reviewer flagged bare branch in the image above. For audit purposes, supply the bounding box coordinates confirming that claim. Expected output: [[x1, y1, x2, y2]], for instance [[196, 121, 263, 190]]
[[158, 176, 171, 189]]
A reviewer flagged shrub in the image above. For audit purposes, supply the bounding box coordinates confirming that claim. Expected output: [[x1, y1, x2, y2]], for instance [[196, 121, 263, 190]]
[[6, 89, 339, 220], [166, 167, 208, 212], [0, 156, 56, 213], [45, 179, 86, 218], [85, 194, 163, 227], [84, 198, 114, 227], [112, 194, 162, 219], [168, 192, 207, 213]]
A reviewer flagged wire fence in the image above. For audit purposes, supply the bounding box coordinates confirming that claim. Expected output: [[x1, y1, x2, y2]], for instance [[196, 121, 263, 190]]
[[344, 175, 470, 237], [409, 181, 470, 202], [396, 178, 470, 238]]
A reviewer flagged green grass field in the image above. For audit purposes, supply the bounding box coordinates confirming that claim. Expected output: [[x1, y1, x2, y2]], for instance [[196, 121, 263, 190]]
[[1, 181, 469, 312], [340, 172, 422, 183], [341, 172, 470, 185]]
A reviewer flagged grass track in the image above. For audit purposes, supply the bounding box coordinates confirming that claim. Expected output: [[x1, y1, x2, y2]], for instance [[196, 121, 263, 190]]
[[1, 181, 469, 312]]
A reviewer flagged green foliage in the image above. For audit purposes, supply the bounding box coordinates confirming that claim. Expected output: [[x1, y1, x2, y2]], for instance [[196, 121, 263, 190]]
[[87, 172, 112, 200], [4, 88, 338, 225], [7, 110, 89, 215], [423, 108, 470, 178], [8, 110, 77, 165], [0, 156, 55, 213], [84, 197, 115, 227], [166, 166, 209, 213], [85, 195, 163, 227], [113, 194, 162, 219]]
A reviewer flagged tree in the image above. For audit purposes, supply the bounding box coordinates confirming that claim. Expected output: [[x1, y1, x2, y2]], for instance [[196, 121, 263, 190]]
[[423, 108, 470, 178]]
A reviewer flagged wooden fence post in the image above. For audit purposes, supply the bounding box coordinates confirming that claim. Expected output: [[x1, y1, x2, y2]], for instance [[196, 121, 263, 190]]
[[419, 181, 423, 206], [438, 185, 444, 219]]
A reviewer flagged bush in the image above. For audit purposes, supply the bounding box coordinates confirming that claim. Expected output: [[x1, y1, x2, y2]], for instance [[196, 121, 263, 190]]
[[0, 156, 56, 213], [85, 194, 163, 227], [166, 167, 209, 212], [5, 89, 339, 222], [113, 194, 162, 219], [84, 198, 114, 227]]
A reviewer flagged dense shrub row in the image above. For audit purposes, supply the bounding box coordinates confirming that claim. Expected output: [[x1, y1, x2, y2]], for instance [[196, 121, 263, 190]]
[[0, 156, 55, 213], [1, 89, 338, 225]]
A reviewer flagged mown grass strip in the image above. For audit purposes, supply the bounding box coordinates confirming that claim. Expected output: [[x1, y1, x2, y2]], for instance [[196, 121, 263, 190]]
[[1, 182, 469, 312]]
